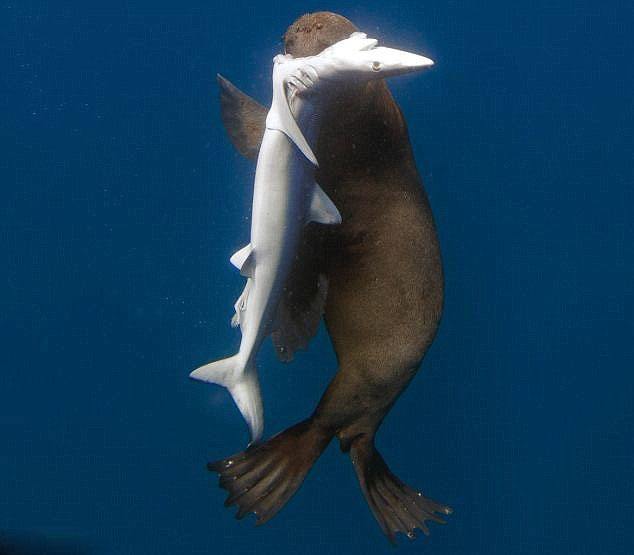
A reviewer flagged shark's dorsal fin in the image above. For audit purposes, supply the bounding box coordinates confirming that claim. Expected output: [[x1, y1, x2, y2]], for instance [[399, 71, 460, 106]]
[[308, 183, 342, 225], [230, 244, 255, 277], [265, 56, 318, 167]]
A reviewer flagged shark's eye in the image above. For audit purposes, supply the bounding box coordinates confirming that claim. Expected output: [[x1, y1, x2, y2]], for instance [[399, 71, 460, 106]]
[[371, 61, 382, 71]]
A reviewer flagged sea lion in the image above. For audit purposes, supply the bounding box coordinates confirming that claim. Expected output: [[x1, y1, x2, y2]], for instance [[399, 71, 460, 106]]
[[208, 12, 451, 543]]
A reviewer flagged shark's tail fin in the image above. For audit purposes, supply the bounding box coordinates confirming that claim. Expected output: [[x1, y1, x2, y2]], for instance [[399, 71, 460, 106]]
[[190, 355, 263, 443]]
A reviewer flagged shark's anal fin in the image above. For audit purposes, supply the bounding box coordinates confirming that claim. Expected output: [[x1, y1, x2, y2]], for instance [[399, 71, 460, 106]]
[[308, 183, 342, 225], [230, 244, 255, 277]]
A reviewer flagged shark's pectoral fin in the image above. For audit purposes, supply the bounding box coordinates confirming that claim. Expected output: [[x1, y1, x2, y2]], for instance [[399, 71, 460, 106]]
[[265, 108, 318, 167], [230, 244, 255, 277], [308, 183, 342, 225], [217, 74, 267, 161], [266, 69, 318, 166]]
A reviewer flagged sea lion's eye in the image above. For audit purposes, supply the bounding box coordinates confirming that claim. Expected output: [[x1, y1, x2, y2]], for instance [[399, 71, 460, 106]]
[[371, 61, 382, 71]]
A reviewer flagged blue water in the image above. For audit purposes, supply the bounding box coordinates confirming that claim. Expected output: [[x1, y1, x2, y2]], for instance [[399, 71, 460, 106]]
[[2, 2, 633, 554]]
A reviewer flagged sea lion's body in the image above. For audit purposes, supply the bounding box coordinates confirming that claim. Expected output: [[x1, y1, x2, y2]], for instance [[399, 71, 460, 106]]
[[208, 13, 450, 542], [311, 77, 443, 450]]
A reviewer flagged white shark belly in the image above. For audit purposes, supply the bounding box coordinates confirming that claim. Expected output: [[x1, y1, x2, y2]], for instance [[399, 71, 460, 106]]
[[236, 130, 314, 364]]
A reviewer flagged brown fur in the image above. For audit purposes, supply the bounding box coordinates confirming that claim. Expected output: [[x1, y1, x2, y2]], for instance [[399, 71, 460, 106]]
[[209, 13, 450, 543]]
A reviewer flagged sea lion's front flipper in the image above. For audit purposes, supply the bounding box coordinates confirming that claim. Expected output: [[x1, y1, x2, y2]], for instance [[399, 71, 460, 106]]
[[272, 274, 328, 362], [348, 436, 453, 544], [271, 225, 328, 362], [217, 74, 267, 160]]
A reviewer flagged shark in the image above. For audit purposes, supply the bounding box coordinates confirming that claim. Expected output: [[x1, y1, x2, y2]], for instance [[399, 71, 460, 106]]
[[190, 33, 434, 442]]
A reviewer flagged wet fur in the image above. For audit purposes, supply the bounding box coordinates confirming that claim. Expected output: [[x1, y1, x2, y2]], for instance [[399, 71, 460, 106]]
[[209, 12, 450, 542]]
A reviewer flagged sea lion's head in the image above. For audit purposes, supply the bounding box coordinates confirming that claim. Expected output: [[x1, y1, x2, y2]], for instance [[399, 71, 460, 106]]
[[282, 13, 419, 173], [283, 12, 357, 57], [282, 12, 432, 105]]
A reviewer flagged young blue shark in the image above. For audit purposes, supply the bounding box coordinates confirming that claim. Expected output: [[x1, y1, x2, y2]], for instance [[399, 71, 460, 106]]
[[190, 33, 434, 442]]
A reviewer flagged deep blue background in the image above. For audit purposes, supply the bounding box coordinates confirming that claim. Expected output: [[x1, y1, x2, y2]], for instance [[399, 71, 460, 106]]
[[2, 2, 632, 554]]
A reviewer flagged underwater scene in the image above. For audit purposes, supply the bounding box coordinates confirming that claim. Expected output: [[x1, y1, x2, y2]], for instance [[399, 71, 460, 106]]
[[2, 2, 633, 554]]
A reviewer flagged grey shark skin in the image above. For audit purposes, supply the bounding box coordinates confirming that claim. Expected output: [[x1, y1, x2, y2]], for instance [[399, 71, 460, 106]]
[[207, 12, 451, 544]]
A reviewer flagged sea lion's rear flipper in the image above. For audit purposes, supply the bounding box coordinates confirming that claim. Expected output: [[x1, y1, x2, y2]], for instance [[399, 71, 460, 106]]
[[349, 437, 453, 544], [208, 419, 332, 523], [217, 74, 266, 160]]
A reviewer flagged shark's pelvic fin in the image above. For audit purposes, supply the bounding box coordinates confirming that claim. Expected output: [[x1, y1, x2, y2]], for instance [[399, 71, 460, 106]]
[[230, 244, 255, 277], [308, 183, 342, 225], [231, 279, 253, 328]]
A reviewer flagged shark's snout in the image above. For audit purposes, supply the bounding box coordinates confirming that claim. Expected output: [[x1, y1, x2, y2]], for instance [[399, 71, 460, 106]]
[[362, 46, 435, 79], [408, 53, 435, 69]]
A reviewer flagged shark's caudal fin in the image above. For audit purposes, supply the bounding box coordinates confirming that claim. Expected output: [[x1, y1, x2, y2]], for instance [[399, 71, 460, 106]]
[[190, 355, 263, 442]]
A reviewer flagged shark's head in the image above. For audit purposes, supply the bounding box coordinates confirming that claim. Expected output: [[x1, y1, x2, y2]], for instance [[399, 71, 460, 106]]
[[317, 33, 434, 82], [282, 33, 434, 99]]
